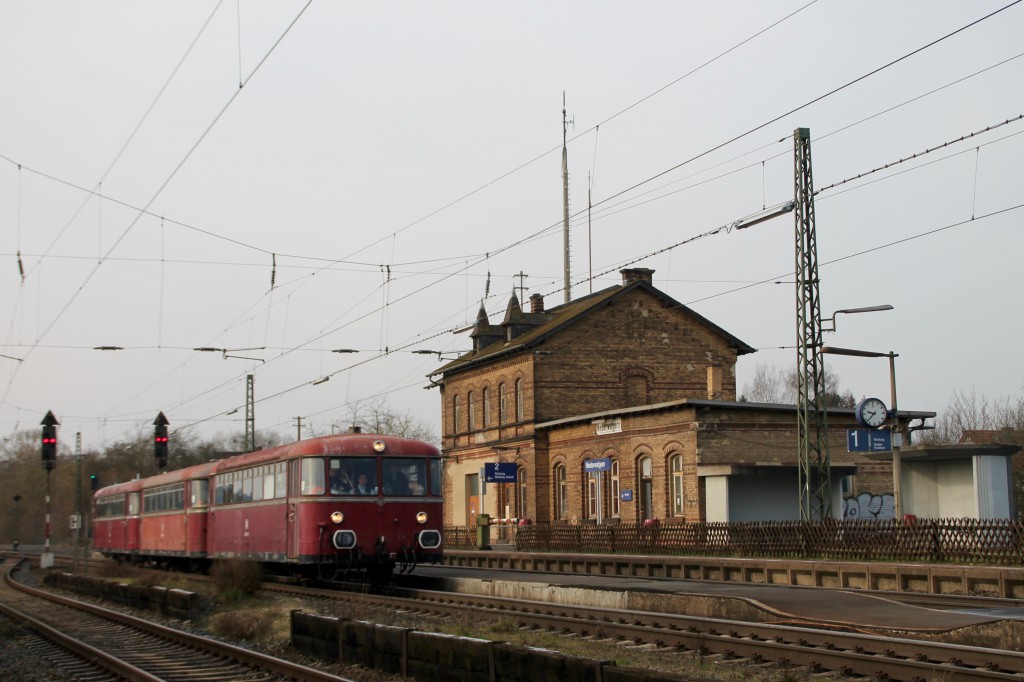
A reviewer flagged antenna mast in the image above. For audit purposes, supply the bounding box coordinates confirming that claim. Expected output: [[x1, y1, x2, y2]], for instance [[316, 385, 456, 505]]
[[562, 93, 572, 303]]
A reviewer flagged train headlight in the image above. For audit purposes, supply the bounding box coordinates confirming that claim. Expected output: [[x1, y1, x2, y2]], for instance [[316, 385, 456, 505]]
[[330, 511, 344, 524], [416, 511, 428, 524], [372, 439, 386, 453]]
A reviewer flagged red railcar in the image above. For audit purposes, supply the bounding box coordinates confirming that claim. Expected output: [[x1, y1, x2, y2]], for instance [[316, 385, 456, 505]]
[[93, 433, 444, 578]]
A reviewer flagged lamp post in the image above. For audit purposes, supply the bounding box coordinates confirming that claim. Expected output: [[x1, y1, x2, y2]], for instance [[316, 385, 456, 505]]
[[822, 305, 893, 333], [821, 346, 902, 518]]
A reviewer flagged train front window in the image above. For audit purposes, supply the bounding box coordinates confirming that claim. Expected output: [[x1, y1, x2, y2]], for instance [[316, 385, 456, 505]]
[[383, 458, 427, 496], [330, 457, 378, 495], [300, 458, 326, 495]]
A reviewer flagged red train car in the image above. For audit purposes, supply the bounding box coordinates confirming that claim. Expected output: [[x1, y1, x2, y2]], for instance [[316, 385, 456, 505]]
[[93, 433, 443, 579]]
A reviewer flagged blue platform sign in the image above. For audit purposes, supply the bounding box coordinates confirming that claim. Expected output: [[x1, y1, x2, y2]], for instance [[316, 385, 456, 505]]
[[583, 457, 612, 474], [620, 489, 633, 502], [484, 462, 518, 483], [847, 429, 892, 452]]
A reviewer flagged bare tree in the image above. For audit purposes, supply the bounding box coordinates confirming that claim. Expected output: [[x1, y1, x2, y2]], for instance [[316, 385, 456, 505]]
[[741, 362, 855, 407], [327, 397, 438, 446]]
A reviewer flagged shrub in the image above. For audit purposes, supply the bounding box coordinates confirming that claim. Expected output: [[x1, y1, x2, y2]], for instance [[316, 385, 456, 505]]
[[209, 559, 263, 602], [207, 609, 275, 642]]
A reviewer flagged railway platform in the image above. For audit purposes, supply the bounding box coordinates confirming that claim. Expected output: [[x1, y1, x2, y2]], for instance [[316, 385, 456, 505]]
[[428, 551, 1024, 633]]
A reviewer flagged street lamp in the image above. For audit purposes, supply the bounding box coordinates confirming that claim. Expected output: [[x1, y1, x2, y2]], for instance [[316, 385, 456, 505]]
[[821, 345, 903, 518], [821, 305, 893, 333]]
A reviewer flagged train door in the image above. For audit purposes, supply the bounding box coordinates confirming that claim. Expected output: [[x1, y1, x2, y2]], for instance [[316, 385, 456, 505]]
[[126, 491, 141, 550], [286, 459, 300, 559]]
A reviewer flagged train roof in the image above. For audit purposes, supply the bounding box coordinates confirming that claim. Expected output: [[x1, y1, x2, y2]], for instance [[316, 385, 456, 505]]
[[93, 460, 217, 498], [213, 432, 441, 474]]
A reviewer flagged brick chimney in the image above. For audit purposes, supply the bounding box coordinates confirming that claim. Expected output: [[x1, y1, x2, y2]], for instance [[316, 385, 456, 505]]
[[621, 268, 655, 285], [529, 293, 545, 313]]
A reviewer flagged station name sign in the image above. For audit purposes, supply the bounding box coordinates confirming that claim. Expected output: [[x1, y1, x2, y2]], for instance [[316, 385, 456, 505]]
[[594, 418, 622, 435]]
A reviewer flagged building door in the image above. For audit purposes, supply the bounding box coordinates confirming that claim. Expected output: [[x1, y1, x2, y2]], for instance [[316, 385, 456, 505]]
[[466, 473, 480, 528]]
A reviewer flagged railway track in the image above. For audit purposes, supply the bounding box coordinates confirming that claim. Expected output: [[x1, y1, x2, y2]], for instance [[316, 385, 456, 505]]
[[15, 551, 1024, 680], [0, 558, 354, 682], [265, 577, 1024, 681]]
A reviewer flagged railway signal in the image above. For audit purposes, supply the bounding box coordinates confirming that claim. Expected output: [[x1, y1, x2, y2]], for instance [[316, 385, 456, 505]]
[[154, 411, 169, 470], [41, 410, 59, 470], [90, 474, 100, 491]]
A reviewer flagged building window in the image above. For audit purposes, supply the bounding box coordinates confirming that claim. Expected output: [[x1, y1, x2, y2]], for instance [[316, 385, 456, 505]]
[[518, 467, 528, 520], [452, 395, 461, 433], [467, 391, 476, 430], [610, 460, 620, 517], [555, 464, 568, 519], [498, 382, 507, 423], [515, 379, 524, 421], [670, 454, 684, 517], [482, 387, 491, 427], [586, 463, 599, 519], [639, 455, 653, 521]]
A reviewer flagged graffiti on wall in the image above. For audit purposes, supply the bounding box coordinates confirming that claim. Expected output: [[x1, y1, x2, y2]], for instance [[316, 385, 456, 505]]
[[842, 492, 895, 519]]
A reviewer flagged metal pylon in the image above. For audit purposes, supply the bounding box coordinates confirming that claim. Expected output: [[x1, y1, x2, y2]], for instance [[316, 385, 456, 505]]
[[793, 128, 831, 521], [245, 374, 255, 452]]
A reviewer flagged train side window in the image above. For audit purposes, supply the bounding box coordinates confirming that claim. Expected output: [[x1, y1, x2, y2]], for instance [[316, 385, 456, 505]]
[[251, 467, 264, 502], [301, 458, 325, 495], [264, 469, 276, 499], [129, 492, 140, 515], [429, 459, 442, 496], [275, 463, 287, 498]]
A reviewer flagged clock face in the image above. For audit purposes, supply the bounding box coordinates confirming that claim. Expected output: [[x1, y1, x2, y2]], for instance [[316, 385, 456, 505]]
[[856, 397, 887, 428]]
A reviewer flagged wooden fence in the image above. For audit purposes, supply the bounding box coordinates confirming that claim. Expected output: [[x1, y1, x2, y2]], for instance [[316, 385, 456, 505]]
[[444, 518, 1024, 565]]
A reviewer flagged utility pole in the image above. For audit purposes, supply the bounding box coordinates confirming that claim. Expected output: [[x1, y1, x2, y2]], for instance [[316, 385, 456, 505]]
[[514, 271, 529, 304], [294, 416, 303, 442], [561, 93, 572, 304], [793, 127, 831, 521], [74, 432, 82, 574], [245, 374, 255, 452]]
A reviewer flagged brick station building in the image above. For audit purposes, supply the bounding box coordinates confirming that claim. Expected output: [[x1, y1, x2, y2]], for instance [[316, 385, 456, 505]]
[[431, 268, 930, 527]]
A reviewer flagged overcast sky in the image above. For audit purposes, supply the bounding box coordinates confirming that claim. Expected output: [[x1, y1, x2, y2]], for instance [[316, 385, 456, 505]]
[[2, 1, 1022, 451]]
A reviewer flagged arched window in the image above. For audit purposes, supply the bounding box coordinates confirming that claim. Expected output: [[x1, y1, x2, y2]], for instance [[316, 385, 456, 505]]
[[482, 387, 491, 427], [517, 467, 528, 520], [555, 464, 568, 519], [498, 382, 507, 423], [467, 391, 476, 430], [452, 395, 461, 433], [585, 461, 599, 519], [638, 455, 654, 521], [670, 454, 684, 517], [515, 379, 524, 420], [610, 460, 620, 518]]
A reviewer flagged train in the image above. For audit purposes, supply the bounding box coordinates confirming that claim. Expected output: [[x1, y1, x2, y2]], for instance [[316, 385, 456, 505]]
[[92, 432, 444, 580]]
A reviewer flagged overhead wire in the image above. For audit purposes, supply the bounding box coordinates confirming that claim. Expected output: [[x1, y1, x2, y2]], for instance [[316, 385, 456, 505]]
[[15, 2, 1020, 443], [0, 0, 315, 410]]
